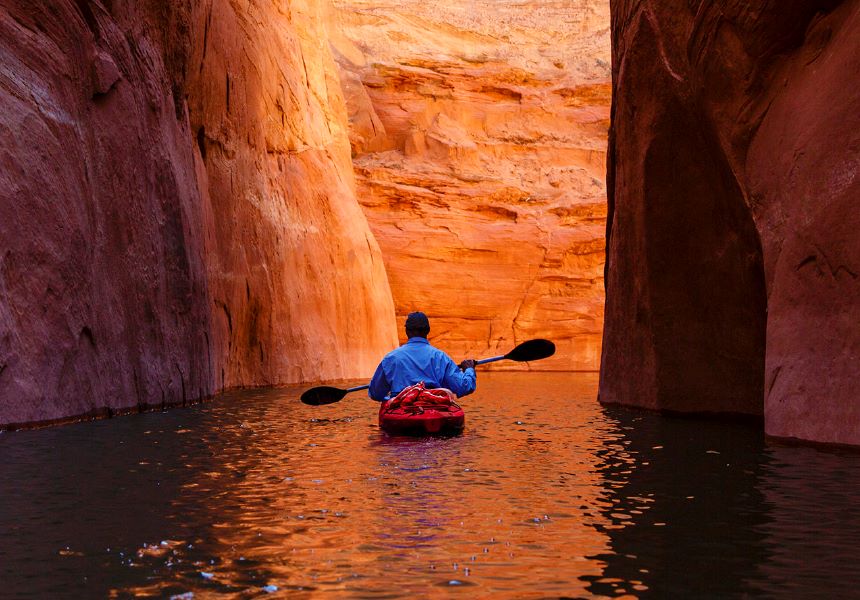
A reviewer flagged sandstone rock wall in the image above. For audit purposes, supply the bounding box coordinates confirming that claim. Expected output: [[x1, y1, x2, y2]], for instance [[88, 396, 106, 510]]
[[602, 0, 860, 445], [0, 1, 210, 426], [330, 0, 611, 370], [185, 0, 397, 388], [0, 0, 397, 428]]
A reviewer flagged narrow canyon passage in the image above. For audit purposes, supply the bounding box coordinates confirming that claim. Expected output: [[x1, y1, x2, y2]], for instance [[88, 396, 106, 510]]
[[0, 0, 610, 427], [0, 0, 855, 443], [1, 0, 859, 597]]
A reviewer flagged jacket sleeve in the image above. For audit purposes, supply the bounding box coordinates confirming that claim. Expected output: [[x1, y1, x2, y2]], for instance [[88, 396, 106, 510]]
[[368, 358, 390, 401], [440, 355, 476, 398]]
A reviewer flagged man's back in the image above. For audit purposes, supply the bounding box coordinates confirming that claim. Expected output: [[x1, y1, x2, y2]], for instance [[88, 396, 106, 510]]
[[369, 337, 476, 401]]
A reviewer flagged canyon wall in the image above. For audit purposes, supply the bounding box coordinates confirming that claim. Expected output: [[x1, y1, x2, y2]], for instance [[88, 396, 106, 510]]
[[330, 0, 611, 370], [0, 0, 396, 428], [602, 0, 860, 445], [185, 0, 396, 388]]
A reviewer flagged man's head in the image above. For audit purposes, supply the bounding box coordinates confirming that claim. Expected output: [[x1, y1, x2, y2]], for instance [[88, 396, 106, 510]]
[[405, 311, 430, 339]]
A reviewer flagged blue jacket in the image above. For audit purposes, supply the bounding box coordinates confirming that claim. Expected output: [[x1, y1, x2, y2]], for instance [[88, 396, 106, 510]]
[[369, 337, 476, 401]]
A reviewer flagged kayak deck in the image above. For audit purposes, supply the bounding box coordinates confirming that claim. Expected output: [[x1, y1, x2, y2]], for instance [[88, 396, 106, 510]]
[[378, 404, 465, 436]]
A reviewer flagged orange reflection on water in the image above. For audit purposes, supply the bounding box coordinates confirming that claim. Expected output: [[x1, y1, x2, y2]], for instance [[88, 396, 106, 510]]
[[5, 372, 857, 598], [115, 372, 615, 598]]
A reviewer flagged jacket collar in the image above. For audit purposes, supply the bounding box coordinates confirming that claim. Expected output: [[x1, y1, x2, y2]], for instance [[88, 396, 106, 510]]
[[406, 337, 430, 345]]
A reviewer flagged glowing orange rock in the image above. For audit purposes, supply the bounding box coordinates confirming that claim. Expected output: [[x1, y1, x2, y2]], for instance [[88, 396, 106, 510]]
[[330, 0, 611, 370], [185, 0, 397, 388]]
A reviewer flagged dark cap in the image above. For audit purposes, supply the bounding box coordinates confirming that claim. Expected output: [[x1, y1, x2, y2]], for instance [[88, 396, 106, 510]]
[[405, 311, 430, 330]]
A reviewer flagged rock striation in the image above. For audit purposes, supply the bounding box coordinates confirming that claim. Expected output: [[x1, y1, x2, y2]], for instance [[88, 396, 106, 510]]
[[330, 0, 611, 370], [185, 0, 396, 388], [601, 0, 860, 445], [0, 0, 396, 428]]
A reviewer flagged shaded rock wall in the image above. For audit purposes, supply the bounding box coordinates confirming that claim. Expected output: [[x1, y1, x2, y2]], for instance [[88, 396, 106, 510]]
[[0, 0, 396, 428], [0, 1, 210, 425], [330, 0, 610, 370], [602, 0, 860, 445]]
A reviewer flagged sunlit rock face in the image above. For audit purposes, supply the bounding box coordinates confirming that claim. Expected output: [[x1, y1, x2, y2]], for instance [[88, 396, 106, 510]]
[[0, 0, 396, 428], [330, 0, 611, 370], [602, 0, 860, 445], [185, 0, 397, 388]]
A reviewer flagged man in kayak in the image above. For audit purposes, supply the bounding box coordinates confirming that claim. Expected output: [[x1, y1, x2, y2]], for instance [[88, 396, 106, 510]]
[[368, 311, 477, 402]]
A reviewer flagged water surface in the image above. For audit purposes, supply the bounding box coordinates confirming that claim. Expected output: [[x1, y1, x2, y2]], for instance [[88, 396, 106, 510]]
[[1, 373, 858, 598]]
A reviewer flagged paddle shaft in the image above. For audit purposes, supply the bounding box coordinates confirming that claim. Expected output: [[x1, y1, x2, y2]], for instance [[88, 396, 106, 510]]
[[347, 359, 497, 393], [335, 353, 528, 392], [475, 355, 505, 366], [352, 357, 500, 392]]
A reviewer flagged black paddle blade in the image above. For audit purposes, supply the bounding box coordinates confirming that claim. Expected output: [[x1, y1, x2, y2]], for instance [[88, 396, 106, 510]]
[[300, 386, 348, 406], [505, 339, 556, 362]]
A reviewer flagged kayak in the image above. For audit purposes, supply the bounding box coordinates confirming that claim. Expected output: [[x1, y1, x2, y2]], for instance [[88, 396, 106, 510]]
[[378, 402, 465, 436], [378, 382, 465, 436]]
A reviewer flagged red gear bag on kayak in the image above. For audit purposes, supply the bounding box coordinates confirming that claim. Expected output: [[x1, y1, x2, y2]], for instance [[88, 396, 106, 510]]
[[378, 382, 465, 435]]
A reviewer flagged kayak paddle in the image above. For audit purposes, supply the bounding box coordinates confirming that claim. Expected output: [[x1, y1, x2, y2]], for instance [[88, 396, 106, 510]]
[[300, 338, 555, 406], [475, 338, 555, 365], [300, 384, 370, 406]]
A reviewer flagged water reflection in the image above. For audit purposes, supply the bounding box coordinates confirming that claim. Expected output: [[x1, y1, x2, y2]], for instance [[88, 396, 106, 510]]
[[585, 409, 770, 597], [753, 444, 860, 597], [0, 373, 858, 598]]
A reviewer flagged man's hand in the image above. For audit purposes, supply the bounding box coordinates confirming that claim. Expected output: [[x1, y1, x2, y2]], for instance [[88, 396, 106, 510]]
[[459, 359, 477, 371]]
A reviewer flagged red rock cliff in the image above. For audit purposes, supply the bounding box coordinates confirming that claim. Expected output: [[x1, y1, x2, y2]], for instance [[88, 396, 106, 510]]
[[185, 0, 396, 388], [0, 0, 397, 428], [601, 0, 860, 445], [330, 0, 610, 370]]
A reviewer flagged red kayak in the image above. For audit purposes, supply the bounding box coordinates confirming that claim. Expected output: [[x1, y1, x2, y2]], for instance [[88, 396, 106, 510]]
[[378, 383, 465, 436]]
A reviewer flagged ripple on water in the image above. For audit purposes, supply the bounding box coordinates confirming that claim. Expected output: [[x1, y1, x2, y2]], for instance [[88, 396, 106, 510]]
[[0, 373, 859, 598]]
